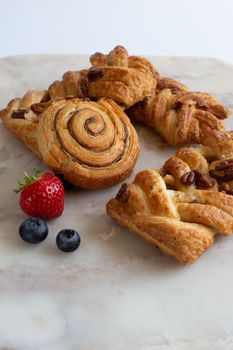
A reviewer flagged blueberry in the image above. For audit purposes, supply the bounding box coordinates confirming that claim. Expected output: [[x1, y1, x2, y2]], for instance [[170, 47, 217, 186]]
[[19, 218, 48, 244], [56, 229, 81, 252]]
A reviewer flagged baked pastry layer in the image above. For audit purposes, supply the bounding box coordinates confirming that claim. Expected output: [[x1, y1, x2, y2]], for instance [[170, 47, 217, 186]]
[[0, 97, 140, 189], [127, 77, 230, 145]]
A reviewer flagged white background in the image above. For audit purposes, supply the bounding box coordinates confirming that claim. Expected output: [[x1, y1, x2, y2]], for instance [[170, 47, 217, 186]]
[[0, 0, 233, 63]]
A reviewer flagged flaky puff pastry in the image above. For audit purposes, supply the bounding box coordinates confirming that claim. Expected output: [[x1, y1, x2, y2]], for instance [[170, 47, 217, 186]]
[[0, 98, 139, 189], [87, 45, 159, 108], [127, 77, 230, 145], [107, 169, 233, 265]]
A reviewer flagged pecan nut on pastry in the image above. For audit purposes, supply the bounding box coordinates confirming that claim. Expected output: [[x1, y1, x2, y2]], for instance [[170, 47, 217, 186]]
[[107, 169, 233, 265], [127, 77, 230, 145], [1, 97, 139, 189], [161, 130, 233, 194], [87, 45, 159, 108], [0, 90, 52, 157]]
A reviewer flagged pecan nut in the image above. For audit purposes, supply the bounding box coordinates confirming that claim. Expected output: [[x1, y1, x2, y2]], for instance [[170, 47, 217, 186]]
[[194, 170, 215, 188], [11, 110, 26, 119], [215, 159, 233, 170], [115, 183, 130, 203], [180, 171, 195, 185], [209, 159, 233, 181], [31, 102, 48, 114]]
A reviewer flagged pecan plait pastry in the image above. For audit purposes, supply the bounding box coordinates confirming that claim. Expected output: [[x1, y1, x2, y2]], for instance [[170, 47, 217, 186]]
[[107, 169, 233, 265], [107, 130, 233, 264], [0, 98, 139, 189], [127, 77, 230, 145], [87, 45, 159, 108]]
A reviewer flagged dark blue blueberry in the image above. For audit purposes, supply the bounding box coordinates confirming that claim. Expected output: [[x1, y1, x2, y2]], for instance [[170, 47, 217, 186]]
[[56, 229, 81, 252], [19, 218, 48, 244]]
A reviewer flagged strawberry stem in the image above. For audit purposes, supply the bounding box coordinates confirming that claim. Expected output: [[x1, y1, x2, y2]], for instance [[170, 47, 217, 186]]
[[14, 169, 43, 193]]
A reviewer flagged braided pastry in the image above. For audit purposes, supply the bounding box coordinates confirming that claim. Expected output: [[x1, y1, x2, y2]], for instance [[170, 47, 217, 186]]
[[1, 98, 139, 188], [107, 130, 233, 264], [87, 45, 159, 108], [107, 169, 233, 264], [127, 77, 230, 145]]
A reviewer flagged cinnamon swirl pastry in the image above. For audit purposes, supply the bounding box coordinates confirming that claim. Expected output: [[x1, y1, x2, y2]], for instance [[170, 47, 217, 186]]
[[0, 98, 139, 189], [127, 77, 230, 145], [87, 45, 159, 108]]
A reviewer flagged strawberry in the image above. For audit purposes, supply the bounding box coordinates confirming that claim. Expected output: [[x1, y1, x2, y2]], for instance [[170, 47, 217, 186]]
[[15, 170, 65, 220]]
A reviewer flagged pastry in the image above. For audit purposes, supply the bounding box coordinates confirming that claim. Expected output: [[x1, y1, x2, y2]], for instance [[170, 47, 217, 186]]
[[0, 97, 139, 189], [107, 130, 233, 264], [127, 77, 230, 145], [162, 130, 233, 193], [0, 90, 50, 157], [107, 169, 233, 265], [87, 45, 159, 108]]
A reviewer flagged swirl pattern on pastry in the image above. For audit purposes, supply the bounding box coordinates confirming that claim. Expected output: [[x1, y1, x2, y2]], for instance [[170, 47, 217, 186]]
[[127, 77, 230, 145], [37, 98, 139, 188], [107, 167, 233, 265], [87, 45, 159, 108]]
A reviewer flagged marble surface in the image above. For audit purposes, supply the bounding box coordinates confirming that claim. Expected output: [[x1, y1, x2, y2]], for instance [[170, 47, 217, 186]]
[[0, 55, 233, 350]]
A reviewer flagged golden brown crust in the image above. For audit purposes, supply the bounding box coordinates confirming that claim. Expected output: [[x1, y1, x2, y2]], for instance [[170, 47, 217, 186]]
[[88, 45, 159, 108], [127, 77, 230, 145], [107, 167, 233, 264]]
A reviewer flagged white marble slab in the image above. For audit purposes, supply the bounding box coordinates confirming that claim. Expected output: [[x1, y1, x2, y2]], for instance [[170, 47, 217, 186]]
[[0, 55, 233, 350]]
